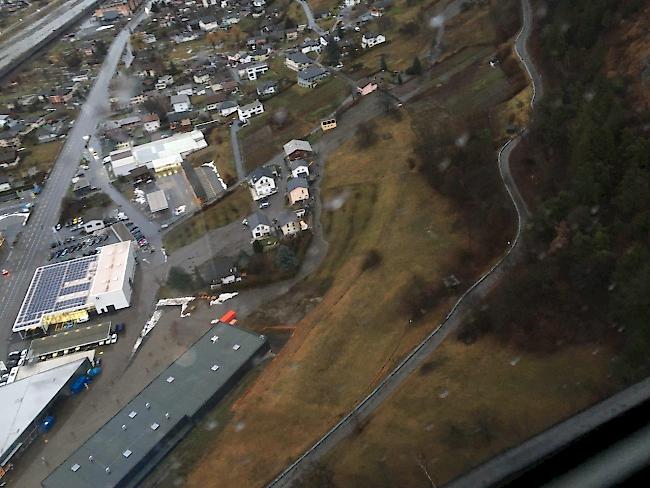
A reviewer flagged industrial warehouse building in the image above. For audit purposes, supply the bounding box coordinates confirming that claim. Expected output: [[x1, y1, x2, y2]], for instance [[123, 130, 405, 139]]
[[13, 242, 136, 337], [0, 356, 92, 479], [107, 130, 207, 177], [43, 324, 268, 488]]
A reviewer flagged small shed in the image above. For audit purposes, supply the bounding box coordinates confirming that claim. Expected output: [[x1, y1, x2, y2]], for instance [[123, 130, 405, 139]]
[[146, 190, 169, 213]]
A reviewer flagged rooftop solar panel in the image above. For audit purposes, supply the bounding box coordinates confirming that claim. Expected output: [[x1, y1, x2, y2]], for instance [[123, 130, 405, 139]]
[[13, 255, 100, 332]]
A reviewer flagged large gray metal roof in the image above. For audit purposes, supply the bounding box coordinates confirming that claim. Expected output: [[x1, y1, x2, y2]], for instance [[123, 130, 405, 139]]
[[43, 324, 267, 488]]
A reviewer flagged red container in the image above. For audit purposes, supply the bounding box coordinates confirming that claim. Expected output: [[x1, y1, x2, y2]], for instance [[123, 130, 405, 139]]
[[220, 310, 237, 324]]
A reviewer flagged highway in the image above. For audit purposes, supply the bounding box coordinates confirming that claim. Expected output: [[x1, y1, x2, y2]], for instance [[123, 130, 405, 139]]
[[0, 6, 152, 359], [265, 1, 541, 486], [0, 0, 100, 76]]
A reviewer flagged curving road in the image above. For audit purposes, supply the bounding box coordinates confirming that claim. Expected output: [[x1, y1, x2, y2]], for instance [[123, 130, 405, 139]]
[[265, 1, 540, 486], [0, 6, 151, 358], [295, 0, 325, 37]]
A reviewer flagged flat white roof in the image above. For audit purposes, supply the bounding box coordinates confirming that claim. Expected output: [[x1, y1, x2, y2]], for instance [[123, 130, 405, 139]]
[[110, 130, 207, 171], [0, 358, 87, 466], [89, 241, 133, 297], [146, 190, 169, 212]]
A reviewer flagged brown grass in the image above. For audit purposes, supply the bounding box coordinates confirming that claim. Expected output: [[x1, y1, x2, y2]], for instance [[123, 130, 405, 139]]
[[240, 77, 350, 170], [181, 114, 473, 488], [163, 185, 251, 253], [15, 140, 63, 178], [324, 336, 619, 487], [188, 126, 236, 183]]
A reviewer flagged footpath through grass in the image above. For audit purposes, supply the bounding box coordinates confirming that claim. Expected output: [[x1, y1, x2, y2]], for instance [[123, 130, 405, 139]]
[[162, 185, 250, 253], [183, 114, 473, 488]]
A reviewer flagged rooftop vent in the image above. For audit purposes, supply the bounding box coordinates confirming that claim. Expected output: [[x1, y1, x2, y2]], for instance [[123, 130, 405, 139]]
[[151, 423, 160, 430], [233, 344, 240, 351], [166, 376, 175, 383], [71, 464, 80, 472], [128, 411, 137, 418], [211, 364, 219, 371], [123, 450, 132, 458]]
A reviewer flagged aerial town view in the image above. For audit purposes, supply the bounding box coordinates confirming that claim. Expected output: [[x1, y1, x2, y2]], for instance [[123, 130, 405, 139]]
[[0, 0, 649, 487]]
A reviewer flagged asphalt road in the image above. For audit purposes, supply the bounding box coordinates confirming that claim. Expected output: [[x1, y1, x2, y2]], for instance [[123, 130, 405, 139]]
[[0, 6, 152, 359], [0, 0, 99, 75], [265, 1, 541, 486], [295, 0, 325, 37], [230, 121, 246, 180]]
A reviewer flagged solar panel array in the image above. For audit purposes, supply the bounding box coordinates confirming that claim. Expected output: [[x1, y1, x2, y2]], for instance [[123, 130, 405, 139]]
[[14, 256, 99, 331]]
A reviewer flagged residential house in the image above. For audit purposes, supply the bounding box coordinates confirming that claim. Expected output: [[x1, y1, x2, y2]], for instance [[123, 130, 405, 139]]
[[297, 66, 329, 88], [362, 33, 386, 49], [249, 166, 277, 200], [156, 74, 174, 90], [176, 84, 194, 96], [248, 212, 271, 240], [167, 111, 195, 132], [237, 100, 265, 122], [278, 210, 300, 237], [171, 94, 192, 113], [256, 80, 278, 97], [0, 115, 15, 128], [142, 114, 160, 133], [36, 124, 61, 143], [251, 48, 270, 62], [0, 176, 12, 193], [344, 0, 360, 6], [285, 28, 298, 41], [0, 129, 21, 148], [199, 16, 220, 31], [237, 61, 269, 81], [285, 51, 313, 72], [222, 13, 241, 26], [357, 78, 378, 96], [289, 159, 309, 179], [71, 72, 89, 83], [283, 139, 313, 160], [193, 71, 211, 84], [0, 150, 19, 168], [129, 87, 146, 106], [217, 100, 239, 117], [370, 0, 393, 17], [48, 87, 74, 105], [287, 177, 309, 205], [205, 93, 226, 111], [300, 38, 321, 54]]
